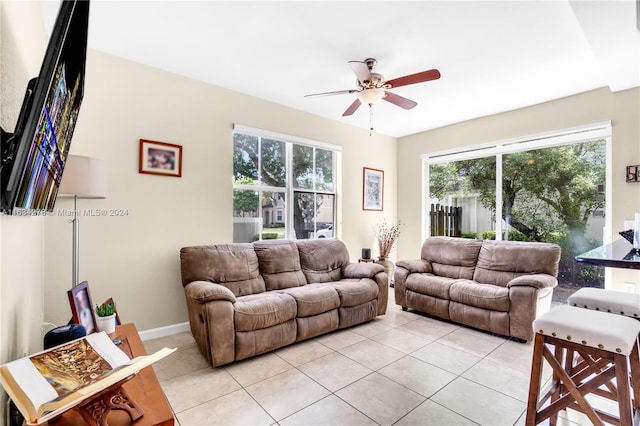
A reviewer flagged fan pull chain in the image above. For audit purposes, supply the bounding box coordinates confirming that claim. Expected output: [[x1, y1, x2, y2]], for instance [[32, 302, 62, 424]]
[[369, 104, 374, 136]]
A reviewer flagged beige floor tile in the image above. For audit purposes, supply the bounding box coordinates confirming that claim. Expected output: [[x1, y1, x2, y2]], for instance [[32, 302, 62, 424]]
[[338, 339, 405, 370], [279, 395, 378, 425], [431, 377, 526, 426], [336, 372, 425, 426], [376, 308, 419, 327], [484, 338, 535, 375], [411, 341, 482, 375], [161, 367, 241, 413], [395, 400, 479, 425], [462, 358, 531, 402], [313, 328, 367, 350], [398, 316, 459, 340], [143, 331, 195, 354], [245, 368, 330, 421], [298, 351, 372, 392], [153, 345, 210, 381], [275, 339, 334, 366], [370, 328, 431, 354], [437, 327, 506, 357], [176, 389, 274, 426], [350, 318, 394, 338], [224, 352, 293, 387], [378, 355, 456, 397]]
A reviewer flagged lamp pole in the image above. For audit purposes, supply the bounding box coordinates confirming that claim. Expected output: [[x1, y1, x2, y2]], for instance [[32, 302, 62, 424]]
[[71, 194, 80, 288]]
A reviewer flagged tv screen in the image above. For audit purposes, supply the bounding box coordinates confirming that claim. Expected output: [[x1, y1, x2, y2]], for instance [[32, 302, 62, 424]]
[[0, 0, 89, 214]]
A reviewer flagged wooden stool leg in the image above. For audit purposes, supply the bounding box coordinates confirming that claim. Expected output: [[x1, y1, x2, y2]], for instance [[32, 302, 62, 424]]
[[526, 333, 546, 426], [631, 337, 640, 410], [615, 352, 633, 426]]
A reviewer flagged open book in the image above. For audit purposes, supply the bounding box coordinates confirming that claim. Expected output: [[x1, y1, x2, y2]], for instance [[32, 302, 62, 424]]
[[0, 332, 175, 425]]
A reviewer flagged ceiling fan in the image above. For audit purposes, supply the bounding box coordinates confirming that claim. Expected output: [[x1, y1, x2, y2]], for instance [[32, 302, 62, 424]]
[[305, 58, 441, 132]]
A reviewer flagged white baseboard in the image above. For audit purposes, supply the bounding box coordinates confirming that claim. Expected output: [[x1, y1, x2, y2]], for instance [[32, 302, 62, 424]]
[[138, 322, 190, 341]]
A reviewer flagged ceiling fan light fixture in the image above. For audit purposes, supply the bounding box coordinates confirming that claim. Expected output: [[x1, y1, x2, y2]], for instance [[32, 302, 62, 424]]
[[358, 88, 385, 105]]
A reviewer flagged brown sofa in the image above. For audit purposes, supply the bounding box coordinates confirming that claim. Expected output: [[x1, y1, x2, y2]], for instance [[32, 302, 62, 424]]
[[394, 236, 561, 341], [180, 238, 388, 367]]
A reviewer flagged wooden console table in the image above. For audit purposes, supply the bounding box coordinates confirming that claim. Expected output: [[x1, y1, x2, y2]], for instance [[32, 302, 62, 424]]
[[45, 323, 174, 426]]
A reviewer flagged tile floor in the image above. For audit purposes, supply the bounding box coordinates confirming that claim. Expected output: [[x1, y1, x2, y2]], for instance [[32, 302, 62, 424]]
[[143, 287, 619, 426]]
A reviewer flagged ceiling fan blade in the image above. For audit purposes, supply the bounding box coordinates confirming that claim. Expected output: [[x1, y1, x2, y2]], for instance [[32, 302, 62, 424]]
[[383, 91, 417, 110], [304, 89, 358, 98], [386, 69, 441, 88], [349, 61, 372, 86], [342, 99, 362, 116]]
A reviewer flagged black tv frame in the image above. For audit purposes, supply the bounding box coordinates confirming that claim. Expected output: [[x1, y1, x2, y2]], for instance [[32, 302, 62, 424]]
[[0, 0, 89, 214]]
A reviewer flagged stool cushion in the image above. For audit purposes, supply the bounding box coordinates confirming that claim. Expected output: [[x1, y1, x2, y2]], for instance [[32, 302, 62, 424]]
[[567, 287, 640, 319], [533, 305, 640, 355]]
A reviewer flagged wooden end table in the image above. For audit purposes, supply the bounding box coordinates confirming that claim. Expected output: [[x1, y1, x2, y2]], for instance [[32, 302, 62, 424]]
[[44, 323, 174, 426]]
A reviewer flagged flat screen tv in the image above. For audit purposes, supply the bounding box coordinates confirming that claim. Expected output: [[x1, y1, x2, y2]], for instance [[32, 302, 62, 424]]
[[0, 0, 89, 214]]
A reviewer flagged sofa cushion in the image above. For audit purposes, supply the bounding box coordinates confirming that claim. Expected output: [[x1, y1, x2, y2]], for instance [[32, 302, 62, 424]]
[[421, 237, 483, 280], [329, 280, 379, 307], [449, 280, 510, 312], [473, 240, 561, 287], [180, 244, 266, 296], [253, 240, 307, 291], [405, 273, 457, 300], [279, 283, 340, 317], [296, 239, 350, 283], [234, 293, 297, 332]]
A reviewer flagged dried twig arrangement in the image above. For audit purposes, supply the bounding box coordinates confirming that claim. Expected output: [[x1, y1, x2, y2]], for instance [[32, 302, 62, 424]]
[[377, 219, 402, 259]]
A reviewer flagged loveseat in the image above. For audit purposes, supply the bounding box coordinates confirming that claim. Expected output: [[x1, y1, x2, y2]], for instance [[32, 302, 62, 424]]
[[394, 236, 561, 341], [180, 238, 388, 367]]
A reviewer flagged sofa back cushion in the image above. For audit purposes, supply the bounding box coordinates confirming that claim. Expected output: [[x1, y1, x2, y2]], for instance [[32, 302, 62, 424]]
[[296, 239, 350, 283], [180, 244, 266, 296], [253, 240, 307, 291], [421, 237, 483, 280], [473, 240, 561, 286]]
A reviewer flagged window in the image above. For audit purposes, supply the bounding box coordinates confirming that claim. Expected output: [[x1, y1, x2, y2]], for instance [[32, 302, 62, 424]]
[[232, 125, 340, 242], [424, 122, 611, 302]]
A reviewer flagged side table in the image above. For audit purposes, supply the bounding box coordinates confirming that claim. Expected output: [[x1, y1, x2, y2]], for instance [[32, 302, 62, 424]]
[[358, 258, 375, 263], [44, 323, 174, 426]]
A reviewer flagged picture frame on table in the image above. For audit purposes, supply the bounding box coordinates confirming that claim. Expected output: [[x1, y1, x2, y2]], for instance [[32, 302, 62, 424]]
[[67, 281, 97, 334], [363, 167, 384, 211], [139, 139, 183, 177]]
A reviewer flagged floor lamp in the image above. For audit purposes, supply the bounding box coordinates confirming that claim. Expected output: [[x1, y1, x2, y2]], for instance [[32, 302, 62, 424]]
[[58, 155, 108, 288]]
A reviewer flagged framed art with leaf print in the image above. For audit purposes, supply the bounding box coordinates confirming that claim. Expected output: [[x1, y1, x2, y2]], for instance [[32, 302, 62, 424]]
[[363, 167, 384, 211]]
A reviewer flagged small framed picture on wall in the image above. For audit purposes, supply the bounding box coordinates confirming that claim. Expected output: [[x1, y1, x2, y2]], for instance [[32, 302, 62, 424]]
[[363, 167, 384, 211], [139, 139, 183, 177]]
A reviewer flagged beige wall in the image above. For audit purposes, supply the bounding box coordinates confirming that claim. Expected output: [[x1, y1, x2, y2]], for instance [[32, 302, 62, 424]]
[[397, 87, 640, 289], [0, 1, 48, 421], [42, 50, 397, 331]]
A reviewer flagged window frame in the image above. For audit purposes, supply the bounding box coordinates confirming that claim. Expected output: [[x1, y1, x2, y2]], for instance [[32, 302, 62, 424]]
[[233, 124, 341, 241], [422, 121, 612, 243]]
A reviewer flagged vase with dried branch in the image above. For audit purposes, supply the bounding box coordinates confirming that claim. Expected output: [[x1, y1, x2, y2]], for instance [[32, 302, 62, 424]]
[[377, 219, 402, 260], [376, 220, 402, 287]]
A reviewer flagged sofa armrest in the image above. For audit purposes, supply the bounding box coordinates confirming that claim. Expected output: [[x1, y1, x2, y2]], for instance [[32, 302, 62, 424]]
[[343, 262, 384, 279], [507, 274, 557, 290], [184, 281, 237, 304], [395, 259, 432, 274]]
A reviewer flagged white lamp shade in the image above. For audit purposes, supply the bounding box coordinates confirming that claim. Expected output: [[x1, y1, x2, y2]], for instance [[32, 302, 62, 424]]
[[58, 155, 108, 199]]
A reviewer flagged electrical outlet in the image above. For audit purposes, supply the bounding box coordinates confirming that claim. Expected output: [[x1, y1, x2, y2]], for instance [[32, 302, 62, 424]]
[[623, 282, 636, 293]]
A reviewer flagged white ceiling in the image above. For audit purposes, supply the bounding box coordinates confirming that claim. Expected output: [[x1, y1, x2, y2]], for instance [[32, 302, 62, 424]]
[[41, 1, 640, 138]]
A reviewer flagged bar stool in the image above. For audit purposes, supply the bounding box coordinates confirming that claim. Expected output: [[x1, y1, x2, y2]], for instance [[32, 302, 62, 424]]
[[567, 287, 640, 320], [526, 305, 640, 425], [567, 287, 640, 416]]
